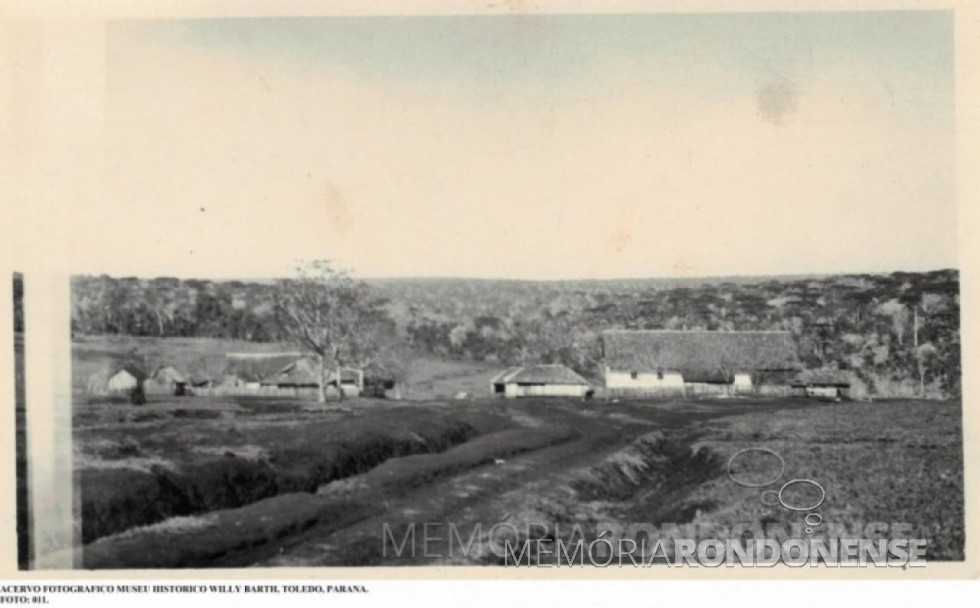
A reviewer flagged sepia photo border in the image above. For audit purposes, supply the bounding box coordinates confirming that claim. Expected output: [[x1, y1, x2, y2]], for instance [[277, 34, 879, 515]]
[[1, 0, 978, 580]]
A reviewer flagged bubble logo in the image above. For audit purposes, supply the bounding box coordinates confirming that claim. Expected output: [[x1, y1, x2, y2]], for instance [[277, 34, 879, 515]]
[[726, 448, 785, 488], [727, 447, 826, 534]]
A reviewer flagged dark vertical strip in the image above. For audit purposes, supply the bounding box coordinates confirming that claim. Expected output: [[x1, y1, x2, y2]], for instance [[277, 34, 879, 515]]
[[13, 272, 31, 569]]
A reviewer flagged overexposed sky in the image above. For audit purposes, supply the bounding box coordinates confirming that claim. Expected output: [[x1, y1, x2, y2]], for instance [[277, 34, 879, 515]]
[[100, 12, 955, 280]]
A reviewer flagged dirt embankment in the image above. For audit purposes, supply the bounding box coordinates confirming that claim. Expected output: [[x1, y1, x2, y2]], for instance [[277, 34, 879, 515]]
[[449, 430, 722, 565], [80, 424, 578, 569], [78, 408, 495, 545]]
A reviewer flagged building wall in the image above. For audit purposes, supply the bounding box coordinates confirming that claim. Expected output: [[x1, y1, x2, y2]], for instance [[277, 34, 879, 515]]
[[106, 371, 138, 392], [733, 373, 753, 393], [504, 383, 589, 398], [684, 382, 733, 396], [341, 384, 361, 398], [144, 379, 176, 395], [605, 367, 796, 398], [757, 384, 793, 397], [605, 368, 685, 389], [805, 386, 843, 398]]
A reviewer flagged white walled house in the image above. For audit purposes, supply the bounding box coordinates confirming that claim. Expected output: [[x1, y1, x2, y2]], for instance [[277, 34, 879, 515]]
[[105, 366, 147, 394], [492, 364, 591, 398], [601, 330, 801, 397]]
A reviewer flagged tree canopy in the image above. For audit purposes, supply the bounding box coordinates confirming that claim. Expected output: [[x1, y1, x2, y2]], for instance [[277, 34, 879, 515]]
[[275, 261, 394, 401]]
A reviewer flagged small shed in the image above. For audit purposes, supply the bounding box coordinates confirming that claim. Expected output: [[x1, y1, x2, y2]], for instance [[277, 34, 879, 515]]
[[791, 370, 852, 400], [360, 361, 401, 399], [491, 364, 591, 399], [146, 365, 188, 396], [106, 365, 148, 394]]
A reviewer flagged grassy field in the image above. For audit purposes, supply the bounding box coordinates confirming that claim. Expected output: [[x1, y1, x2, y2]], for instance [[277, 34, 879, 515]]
[[680, 399, 965, 559]]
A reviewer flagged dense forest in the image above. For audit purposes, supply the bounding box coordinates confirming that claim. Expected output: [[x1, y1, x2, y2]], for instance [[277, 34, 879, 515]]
[[70, 269, 961, 398]]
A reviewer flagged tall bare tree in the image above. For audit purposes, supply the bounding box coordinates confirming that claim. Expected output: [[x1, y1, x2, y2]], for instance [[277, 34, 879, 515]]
[[275, 261, 392, 402]]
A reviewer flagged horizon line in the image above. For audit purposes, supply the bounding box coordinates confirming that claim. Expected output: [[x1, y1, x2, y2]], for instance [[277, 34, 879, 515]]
[[66, 267, 960, 284]]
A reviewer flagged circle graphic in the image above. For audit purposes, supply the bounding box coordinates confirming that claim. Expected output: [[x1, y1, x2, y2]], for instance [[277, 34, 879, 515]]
[[804, 513, 824, 527], [727, 448, 786, 488], [761, 490, 780, 506], [778, 479, 826, 512]]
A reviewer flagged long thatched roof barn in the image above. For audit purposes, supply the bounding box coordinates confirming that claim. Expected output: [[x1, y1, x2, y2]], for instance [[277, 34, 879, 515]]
[[602, 330, 801, 396], [492, 364, 591, 398]]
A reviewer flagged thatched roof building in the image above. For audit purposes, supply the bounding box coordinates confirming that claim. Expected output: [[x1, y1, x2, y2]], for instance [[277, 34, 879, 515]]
[[601, 330, 801, 397], [492, 365, 590, 386], [262, 357, 320, 388], [105, 364, 148, 393], [492, 364, 591, 398], [225, 354, 299, 384], [262, 357, 361, 389], [602, 329, 801, 383], [145, 365, 188, 395], [150, 365, 186, 384]]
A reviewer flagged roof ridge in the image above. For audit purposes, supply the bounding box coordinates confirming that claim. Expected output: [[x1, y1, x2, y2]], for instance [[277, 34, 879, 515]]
[[602, 329, 801, 374]]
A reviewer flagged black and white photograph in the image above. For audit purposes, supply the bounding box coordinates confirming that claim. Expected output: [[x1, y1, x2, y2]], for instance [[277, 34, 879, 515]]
[[3, 0, 976, 588]]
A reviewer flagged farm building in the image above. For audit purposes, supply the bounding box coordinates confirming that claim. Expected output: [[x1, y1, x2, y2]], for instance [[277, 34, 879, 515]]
[[145, 365, 188, 396], [357, 359, 407, 398], [491, 364, 591, 398], [187, 374, 216, 389], [225, 354, 299, 392], [261, 357, 362, 397], [601, 330, 801, 397], [105, 365, 148, 394], [214, 373, 250, 391], [791, 369, 852, 399], [327, 369, 363, 396]]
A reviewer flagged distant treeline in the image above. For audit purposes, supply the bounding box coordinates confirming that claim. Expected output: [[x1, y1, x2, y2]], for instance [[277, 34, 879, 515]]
[[71, 269, 961, 397]]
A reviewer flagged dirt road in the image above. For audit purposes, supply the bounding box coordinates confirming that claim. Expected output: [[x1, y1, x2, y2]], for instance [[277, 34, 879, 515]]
[[241, 399, 805, 567]]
